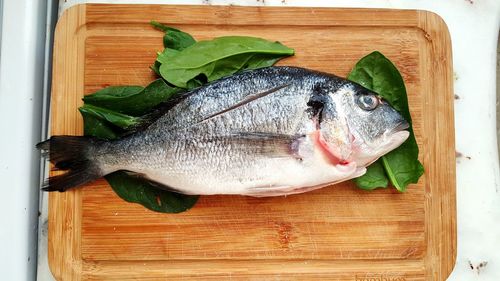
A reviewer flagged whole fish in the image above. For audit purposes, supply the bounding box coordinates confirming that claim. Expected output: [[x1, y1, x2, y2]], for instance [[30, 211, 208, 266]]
[[38, 66, 409, 196]]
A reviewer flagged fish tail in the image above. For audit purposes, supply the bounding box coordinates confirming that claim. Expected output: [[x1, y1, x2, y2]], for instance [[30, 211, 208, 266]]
[[36, 136, 103, 192]]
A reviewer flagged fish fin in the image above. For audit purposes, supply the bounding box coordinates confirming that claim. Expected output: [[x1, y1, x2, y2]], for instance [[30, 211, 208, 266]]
[[246, 183, 332, 197], [245, 184, 295, 197], [247, 182, 333, 197], [225, 132, 304, 158], [37, 136, 103, 191], [125, 91, 192, 133], [199, 84, 290, 123]]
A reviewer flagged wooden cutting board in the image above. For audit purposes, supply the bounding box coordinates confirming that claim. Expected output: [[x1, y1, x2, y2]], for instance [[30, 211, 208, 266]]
[[47, 4, 456, 280]]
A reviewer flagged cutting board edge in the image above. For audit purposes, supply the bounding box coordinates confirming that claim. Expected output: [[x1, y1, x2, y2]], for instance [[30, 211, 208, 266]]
[[47, 4, 87, 281], [415, 9, 457, 280]]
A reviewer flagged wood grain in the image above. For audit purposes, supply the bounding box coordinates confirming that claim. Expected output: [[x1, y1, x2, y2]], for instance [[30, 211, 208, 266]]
[[48, 4, 455, 280]]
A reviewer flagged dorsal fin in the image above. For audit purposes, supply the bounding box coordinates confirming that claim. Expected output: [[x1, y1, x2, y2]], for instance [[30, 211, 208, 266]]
[[124, 90, 193, 134], [199, 83, 290, 123]]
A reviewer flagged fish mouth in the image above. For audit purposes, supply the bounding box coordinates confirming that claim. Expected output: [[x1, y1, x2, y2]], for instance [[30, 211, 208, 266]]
[[391, 120, 410, 133]]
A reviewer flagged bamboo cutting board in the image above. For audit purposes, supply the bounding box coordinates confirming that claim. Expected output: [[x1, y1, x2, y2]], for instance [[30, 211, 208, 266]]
[[48, 4, 456, 280]]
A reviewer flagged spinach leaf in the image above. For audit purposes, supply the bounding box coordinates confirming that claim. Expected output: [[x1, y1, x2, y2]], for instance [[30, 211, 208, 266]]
[[151, 60, 162, 76], [241, 53, 288, 70], [80, 80, 198, 213], [85, 85, 144, 98], [106, 171, 198, 213], [348, 51, 424, 191], [156, 48, 180, 64], [79, 104, 140, 130], [155, 48, 204, 89], [150, 20, 196, 50], [353, 161, 388, 190], [83, 79, 182, 116], [150, 22, 196, 77], [159, 36, 294, 88], [79, 108, 121, 140]]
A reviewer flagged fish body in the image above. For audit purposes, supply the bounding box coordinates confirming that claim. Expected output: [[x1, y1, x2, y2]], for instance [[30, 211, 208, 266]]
[[39, 66, 409, 196]]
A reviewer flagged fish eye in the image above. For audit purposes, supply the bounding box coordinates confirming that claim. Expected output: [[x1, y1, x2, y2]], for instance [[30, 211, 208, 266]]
[[356, 95, 379, 111]]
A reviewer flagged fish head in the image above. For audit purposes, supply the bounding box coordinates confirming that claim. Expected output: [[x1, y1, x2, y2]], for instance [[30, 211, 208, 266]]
[[319, 82, 410, 166]]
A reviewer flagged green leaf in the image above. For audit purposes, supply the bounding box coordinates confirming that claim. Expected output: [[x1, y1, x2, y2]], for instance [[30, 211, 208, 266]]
[[106, 171, 199, 213], [151, 60, 162, 76], [150, 20, 196, 50], [156, 48, 180, 64], [150, 22, 196, 77], [382, 142, 424, 191], [159, 36, 294, 88], [83, 79, 182, 116], [185, 77, 204, 90], [353, 160, 388, 190], [242, 53, 288, 70], [348, 51, 424, 192], [79, 104, 140, 130], [86, 85, 145, 98], [79, 108, 121, 140]]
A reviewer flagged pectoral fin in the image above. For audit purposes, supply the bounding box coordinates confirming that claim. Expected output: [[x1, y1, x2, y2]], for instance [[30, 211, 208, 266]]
[[222, 132, 305, 159]]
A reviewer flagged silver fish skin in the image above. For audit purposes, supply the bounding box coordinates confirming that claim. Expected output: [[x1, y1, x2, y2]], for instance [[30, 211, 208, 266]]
[[38, 66, 409, 196]]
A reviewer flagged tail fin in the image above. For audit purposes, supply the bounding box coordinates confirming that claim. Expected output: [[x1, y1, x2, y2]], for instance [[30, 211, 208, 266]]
[[37, 136, 103, 192]]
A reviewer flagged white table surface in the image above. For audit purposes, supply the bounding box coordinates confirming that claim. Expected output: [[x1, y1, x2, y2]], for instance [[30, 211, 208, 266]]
[[0, 1, 54, 281], [36, 0, 500, 280]]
